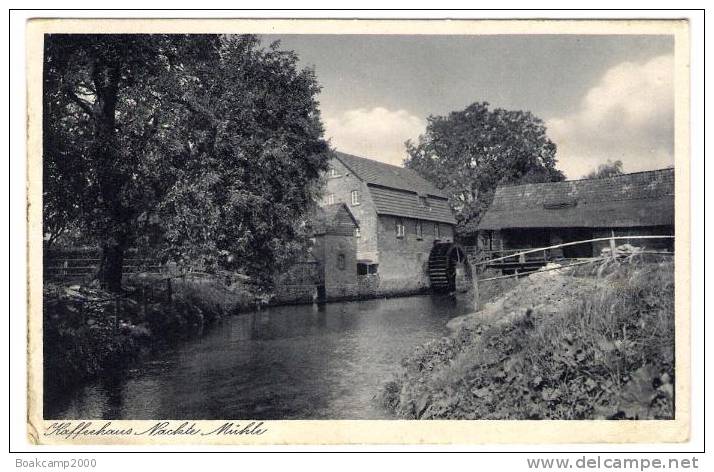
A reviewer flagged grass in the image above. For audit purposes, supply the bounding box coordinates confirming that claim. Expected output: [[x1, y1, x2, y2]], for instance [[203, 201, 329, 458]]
[[380, 258, 675, 420]]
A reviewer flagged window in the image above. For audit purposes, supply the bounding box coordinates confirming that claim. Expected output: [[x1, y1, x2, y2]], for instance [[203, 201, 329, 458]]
[[418, 196, 430, 208], [415, 220, 423, 240], [481, 231, 493, 251], [351, 190, 360, 205], [337, 254, 345, 270], [326, 193, 334, 205], [434, 222, 440, 239], [328, 168, 338, 178], [357, 262, 379, 275], [355, 227, 361, 238], [395, 219, 406, 238]]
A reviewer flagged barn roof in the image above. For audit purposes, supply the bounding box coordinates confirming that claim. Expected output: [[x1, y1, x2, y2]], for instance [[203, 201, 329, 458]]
[[332, 151, 456, 225], [313, 203, 359, 236], [478, 168, 675, 230]]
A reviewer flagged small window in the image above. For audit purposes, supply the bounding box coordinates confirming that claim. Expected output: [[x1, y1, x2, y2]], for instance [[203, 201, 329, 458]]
[[326, 193, 334, 205], [329, 168, 338, 178], [355, 227, 361, 238], [418, 196, 430, 208], [434, 222, 440, 239], [351, 190, 360, 205], [357, 262, 379, 275], [415, 220, 423, 240], [481, 231, 493, 251], [395, 219, 406, 238], [337, 254, 345, 270]]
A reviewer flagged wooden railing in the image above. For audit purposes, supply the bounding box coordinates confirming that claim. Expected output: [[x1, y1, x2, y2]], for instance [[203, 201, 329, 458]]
[[473, 235, 674, 268], [469, 235, 675, 310]]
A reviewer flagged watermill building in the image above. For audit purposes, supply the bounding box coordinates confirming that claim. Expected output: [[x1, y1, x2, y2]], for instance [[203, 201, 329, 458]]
[[321, 152, 464, 295]]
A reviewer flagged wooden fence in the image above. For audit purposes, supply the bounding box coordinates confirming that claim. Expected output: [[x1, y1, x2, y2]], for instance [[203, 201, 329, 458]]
[[470, 235, 675, 309], [43, 248, 162, 280]]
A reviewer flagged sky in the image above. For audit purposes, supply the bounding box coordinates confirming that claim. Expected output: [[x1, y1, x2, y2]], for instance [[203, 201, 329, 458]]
[[263, 34, 674, 179]]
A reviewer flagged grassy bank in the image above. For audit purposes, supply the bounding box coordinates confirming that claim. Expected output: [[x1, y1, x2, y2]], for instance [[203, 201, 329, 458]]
[[43, 275, 255, 398], [380, 258, 675, 420]]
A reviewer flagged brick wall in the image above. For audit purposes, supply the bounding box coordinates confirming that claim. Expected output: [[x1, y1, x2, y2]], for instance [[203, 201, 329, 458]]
[[272, 261, 319, 304], [325, 158, 379, 262], [312, 232, 359, 299], [376, 214, 454, 293]]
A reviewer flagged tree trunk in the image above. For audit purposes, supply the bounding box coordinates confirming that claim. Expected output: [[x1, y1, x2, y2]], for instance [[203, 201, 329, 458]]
[[99, 239, 126, 293], [92, 56, 128, 292]]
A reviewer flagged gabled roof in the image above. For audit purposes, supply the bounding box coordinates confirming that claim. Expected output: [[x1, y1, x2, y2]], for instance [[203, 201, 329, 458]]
[[332, 151, 457, 225], [313, 203, 359, 236], [478, 168, 674, 230], [368, 185, 456, 225], [333, 151, 447, 198]]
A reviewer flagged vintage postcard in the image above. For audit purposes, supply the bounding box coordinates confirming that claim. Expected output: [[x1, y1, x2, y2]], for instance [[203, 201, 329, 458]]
[[26, 18, 691, 445]]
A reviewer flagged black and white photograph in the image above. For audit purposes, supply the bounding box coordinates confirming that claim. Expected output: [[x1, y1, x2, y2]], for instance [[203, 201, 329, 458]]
[[20, 16, 695, 447]]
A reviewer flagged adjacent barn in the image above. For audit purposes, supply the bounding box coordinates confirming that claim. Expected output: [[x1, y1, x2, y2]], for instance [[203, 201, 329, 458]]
[[477, 168, 675, 267]]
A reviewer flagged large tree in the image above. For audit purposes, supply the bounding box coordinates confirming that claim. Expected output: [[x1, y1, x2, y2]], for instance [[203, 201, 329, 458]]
[[405, 102, 565, 237], [44, 34, 329, 291]]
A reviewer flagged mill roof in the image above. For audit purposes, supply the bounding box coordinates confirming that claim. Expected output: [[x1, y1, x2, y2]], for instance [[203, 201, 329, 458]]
[[332, 151, 457, 225]]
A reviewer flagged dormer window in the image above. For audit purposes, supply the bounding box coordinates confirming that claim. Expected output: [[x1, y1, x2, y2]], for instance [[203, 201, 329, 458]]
[[328, 168, 339, 178], [418, 195, 431, 210]]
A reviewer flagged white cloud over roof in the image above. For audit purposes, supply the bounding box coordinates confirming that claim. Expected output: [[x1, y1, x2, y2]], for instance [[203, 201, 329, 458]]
[[323, 107, 425, 167], [547, 54, 674, 179]]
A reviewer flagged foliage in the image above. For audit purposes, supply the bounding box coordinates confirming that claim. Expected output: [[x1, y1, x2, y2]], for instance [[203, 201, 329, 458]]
[[404, 102, 564, 236], [43, 34, 329, 291], [380, 260, 675, 420], [583, 160, 624, 180], [42, 276, 248, 398]]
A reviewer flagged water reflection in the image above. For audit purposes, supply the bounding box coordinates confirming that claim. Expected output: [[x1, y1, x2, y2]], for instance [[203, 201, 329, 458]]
[[47, 294, 471, 420]]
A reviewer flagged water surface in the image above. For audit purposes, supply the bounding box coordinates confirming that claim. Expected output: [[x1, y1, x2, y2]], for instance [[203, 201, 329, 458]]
[[48, 294, 472, 420]]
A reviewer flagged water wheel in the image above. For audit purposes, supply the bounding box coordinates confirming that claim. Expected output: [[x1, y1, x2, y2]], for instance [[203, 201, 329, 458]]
[[428, 242, 467, 293]]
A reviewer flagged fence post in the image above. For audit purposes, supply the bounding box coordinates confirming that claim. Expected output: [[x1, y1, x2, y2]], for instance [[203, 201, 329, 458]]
[[472, 262, 480, 311], [141, 285, 147, 320], [609, 230, 617, 259], [113, 298, 120, 335]]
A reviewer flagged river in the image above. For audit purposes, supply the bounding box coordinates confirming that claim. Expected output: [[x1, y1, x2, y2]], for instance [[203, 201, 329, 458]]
[[47, 294, 472, 420]]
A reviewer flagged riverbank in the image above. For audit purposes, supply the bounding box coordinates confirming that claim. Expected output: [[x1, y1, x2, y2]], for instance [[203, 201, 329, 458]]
[[380, 258, 675, 420], [42, 275, 255, 400]]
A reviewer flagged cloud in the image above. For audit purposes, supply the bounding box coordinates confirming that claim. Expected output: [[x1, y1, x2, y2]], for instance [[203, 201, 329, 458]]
[[323, 107, 425, 166], [546, 54, 674, 179]]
